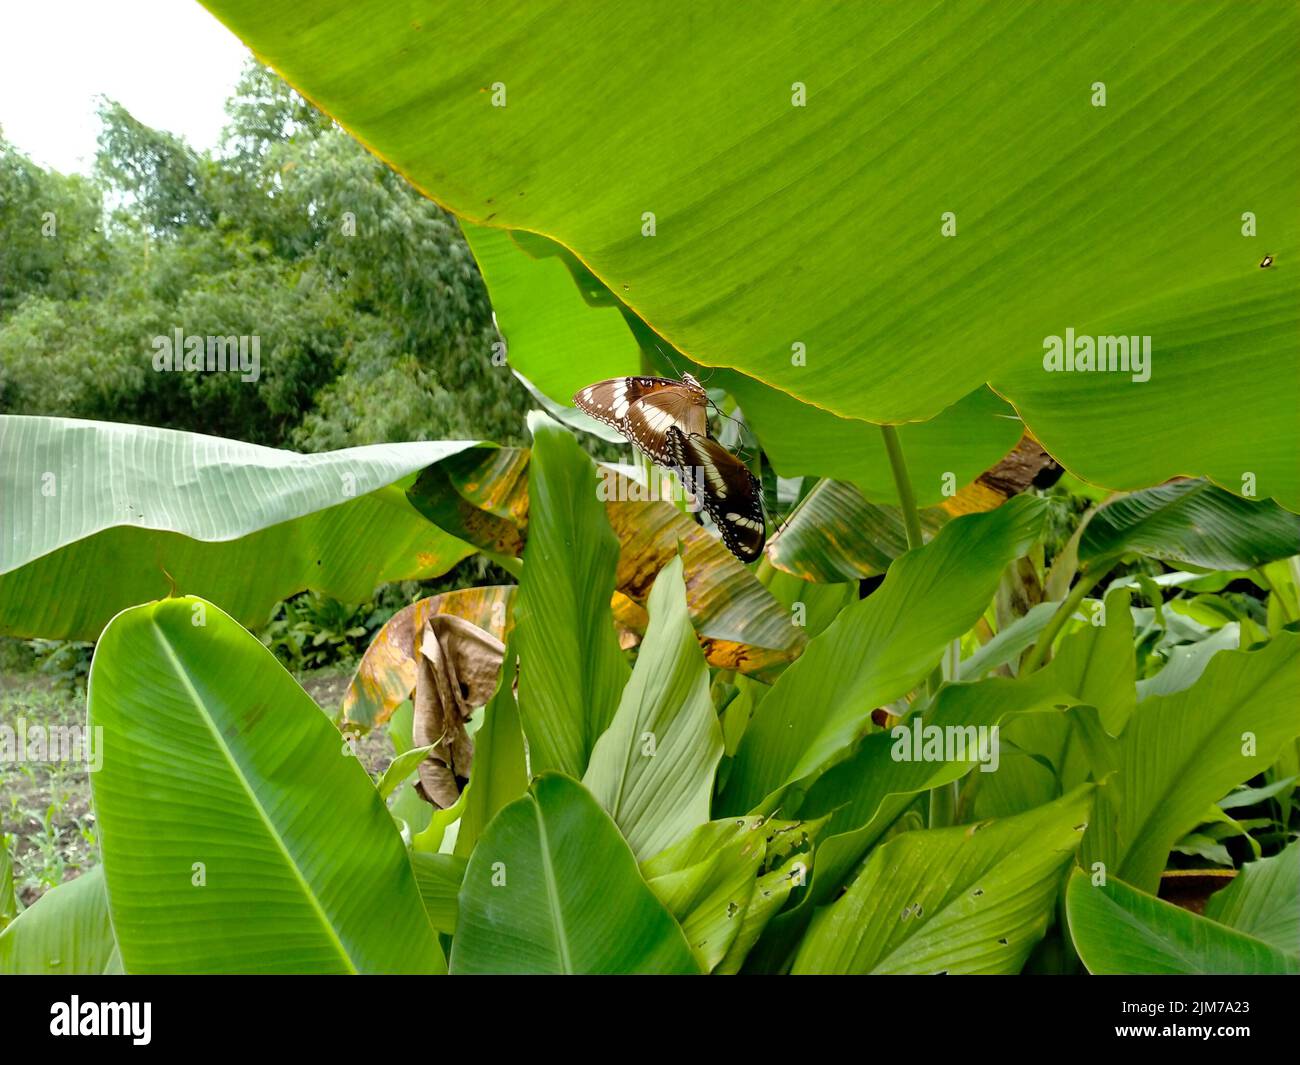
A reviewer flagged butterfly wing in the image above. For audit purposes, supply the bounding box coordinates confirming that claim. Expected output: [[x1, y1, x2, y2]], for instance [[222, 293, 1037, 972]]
[[667, 428, 766, 563], [574, 376, 708, 464]]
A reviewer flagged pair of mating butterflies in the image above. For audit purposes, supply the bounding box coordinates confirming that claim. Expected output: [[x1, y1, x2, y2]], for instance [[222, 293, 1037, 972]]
[[574, 373, 766, 562]]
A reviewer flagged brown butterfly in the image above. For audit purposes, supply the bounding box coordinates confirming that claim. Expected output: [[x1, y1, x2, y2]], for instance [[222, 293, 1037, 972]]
[[666, 427, 766, 563], [573, 373, 709, 466]]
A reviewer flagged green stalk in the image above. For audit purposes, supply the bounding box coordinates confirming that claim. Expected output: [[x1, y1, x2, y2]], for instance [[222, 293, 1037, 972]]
[[880, 425, 953, 826], [880, 425, 924, 551], [879, 424, 936, 694], [1021, 568, 1104, 674]]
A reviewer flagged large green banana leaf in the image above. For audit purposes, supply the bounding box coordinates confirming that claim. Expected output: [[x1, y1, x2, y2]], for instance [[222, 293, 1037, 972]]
[[449, 773, 698, 974], [0, 416, 475, 639], [1066, 870, 1299, 975], [793, 787, 1092, 974], [719, 496, 1047, 813], [0, 867, 120, 975], [88, 596, 443, 974], [460, 222, 1023, 507], [584, 558, 724, 859], [199, 0, 1300, 509]]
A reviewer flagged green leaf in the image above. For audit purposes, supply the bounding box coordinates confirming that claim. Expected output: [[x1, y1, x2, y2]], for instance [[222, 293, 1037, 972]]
[[0, 416, 474, 640], [640, 817, 769, 972], [466, 221, 1021, 508], [717, 377, 1023, 509], [767, 478, 947, 583], [754, 603, 1134, 969], [1203, 841, 1300, 955], [449, 774, 698, 974], [1217, 775, 1298, 811], [0, 838, 17, 931], [715, 842, 810, 975], [513, 416, 630, 777], [720, 496, 1047, 813], [793, 787, 1092, 974], [377, 744, 439, 801], [460, 222, 642, 403], [89, 596, 443, 974], [798, 655, 1098, 900], [1079, 479, 1300, 572], [0, 867, 120, 975], [410, 852, 467, 937], [1136, 621, 1240, 700], [957, 601, 1057, 680], [584, 557, 723, 858], [455, 645, 528, 859], [1076, 631, 1300, 893], [989, 587, 1137, 807], [1066, 869, 1299, 975], [763, 571, 856, 641], [198, 0, 1300, 507]]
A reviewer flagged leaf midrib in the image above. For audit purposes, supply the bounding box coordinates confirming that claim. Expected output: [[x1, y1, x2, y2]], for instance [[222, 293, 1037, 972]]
[[149, 615, 358, 973], [531, 797, 574, 974]]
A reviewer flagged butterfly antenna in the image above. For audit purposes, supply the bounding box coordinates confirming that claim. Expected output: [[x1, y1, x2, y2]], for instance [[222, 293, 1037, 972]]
[[648, 340, 685, 380], [769, 480, 819, 542], [705, 397, 757, 447]]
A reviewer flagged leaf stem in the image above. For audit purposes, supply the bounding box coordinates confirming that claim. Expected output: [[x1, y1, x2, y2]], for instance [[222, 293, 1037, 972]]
[[1021, 569, 1105, 674], [880, 424, 941, 699], [881, 424, 951, 829], [879, 425, 924, 551]]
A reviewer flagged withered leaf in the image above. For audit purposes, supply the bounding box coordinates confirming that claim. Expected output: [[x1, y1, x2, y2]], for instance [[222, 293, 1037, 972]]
[[411, 615, 505, 809]]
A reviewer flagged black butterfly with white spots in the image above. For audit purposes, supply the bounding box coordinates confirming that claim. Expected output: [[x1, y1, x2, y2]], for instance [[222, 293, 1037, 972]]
[[573, 373, 709, 467], [666, 427, 766, 563]]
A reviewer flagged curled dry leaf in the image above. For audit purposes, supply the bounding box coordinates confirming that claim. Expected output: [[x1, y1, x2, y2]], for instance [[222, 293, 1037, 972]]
[[941, 432, 1063, 517], [412, 615, 506, 809], [341, 586, 514, 731]]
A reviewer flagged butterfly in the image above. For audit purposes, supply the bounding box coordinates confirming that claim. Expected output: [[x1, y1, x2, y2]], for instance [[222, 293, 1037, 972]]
[[573, 373, 709, 466], [666, 427, 766, 563]]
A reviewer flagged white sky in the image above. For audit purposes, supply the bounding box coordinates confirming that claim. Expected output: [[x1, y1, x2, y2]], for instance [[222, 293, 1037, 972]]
[[0, 0, 252, 174]]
